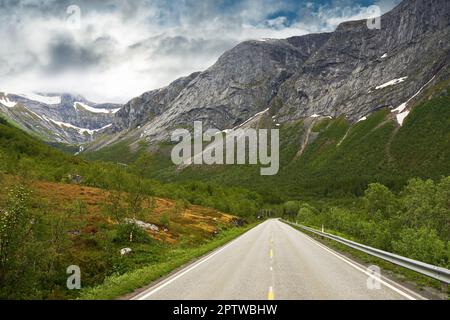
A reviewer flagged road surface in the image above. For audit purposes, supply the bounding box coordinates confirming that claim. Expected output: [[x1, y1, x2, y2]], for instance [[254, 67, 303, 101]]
[[133, 219, 424, 300]]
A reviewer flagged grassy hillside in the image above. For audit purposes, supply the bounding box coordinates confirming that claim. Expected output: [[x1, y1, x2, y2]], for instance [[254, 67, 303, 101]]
[[0, 175, 247, 299], [0, 117, 263, 218], [0, 115, 263, 299]]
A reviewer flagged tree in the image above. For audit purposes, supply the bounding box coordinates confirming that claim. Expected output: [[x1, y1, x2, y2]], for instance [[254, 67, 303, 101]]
[[363, 183, 397, 219], [283, 201, 300, 219], [392, 227, 447, 267]]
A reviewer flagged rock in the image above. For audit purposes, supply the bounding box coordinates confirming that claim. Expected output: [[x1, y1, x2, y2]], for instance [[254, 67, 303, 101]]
[[124, 218, 159, 232], [68, 230, 81, 236], [120, 248, 132, 256], [68, 174, 83, 184]]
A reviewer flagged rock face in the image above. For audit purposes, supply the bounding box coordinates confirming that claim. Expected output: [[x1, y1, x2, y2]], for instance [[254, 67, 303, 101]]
[[100, 33, 331, 145], [0, 92, 121, 144], [99, 0, 449, 150], [277, 0, 450, 121]]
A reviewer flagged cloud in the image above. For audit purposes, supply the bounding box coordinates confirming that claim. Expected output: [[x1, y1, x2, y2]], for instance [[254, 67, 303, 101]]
[[0, 0, 401, 103]]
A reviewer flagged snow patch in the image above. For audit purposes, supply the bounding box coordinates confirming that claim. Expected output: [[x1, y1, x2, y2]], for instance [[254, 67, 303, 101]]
[[233, 108, 269, 130], [310, 114, 332, 119], [74, 102, 121, 114], [392, 102, 407, 113], [357, 116, 367, 123], [391, 75, 436, 125], [396, 111, 410, 126], [375, 76, 408, 90], [18, 93, 61, 105], [42, 115, 111, 135], [74, 145, 84, 156], [381, 53, 388, 59], [0, 95, 16, 108]]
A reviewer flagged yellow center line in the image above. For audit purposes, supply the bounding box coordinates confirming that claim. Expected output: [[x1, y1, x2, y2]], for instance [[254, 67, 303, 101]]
[[269, 249, 273, 259], [268, 286, 274, 300]]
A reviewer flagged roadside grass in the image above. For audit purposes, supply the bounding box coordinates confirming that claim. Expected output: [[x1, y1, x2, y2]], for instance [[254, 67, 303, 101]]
[[283, 221, 449, 300], [0, 174, 252, 299], [78, 222, 259, 300]]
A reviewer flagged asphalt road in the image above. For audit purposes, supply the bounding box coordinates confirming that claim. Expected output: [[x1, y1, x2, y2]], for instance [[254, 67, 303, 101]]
[[133, 219, 424, 300]]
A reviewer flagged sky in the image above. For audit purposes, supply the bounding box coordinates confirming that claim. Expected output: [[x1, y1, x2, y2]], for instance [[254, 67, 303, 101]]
[[0, 0, 401, 103]]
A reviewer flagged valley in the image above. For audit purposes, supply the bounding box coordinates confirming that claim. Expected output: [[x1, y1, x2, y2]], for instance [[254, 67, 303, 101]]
[[0, 0, 448, 301]]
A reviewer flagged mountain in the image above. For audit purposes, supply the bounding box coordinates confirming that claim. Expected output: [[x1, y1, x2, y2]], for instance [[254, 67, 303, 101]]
[[81, 0, 450, 198], [0, 91, 121, 145], [87, 0, 450, 154]]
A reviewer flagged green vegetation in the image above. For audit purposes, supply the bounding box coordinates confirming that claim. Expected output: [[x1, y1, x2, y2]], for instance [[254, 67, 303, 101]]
[[283, 178, 449, 269], [287, 222, 446, 293], [0, 78, 448, 300], [129, 83, 450, 200], [79, 223, 257, 300], [0, 118, 263, 219], [0, 117, 260, 299]]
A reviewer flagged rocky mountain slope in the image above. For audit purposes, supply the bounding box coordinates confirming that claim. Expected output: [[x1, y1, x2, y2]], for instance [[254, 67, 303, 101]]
[[88, 0, 449, 153], [0, 92, 121, 145]]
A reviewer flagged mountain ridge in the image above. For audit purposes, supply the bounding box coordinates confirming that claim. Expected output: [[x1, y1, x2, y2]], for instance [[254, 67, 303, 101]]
[[86, 0, 450, 153], [0, 91, 121, 145]]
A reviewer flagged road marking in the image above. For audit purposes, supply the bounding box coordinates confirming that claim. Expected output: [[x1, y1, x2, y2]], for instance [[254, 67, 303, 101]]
[[270, 266, 273, 271], [268, 286, 274, 300], [269, 249, 273, 259], [132, 221, 267, 300], [291, 226, 418, 300]]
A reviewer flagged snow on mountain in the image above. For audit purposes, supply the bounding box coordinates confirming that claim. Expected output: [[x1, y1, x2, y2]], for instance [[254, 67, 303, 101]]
[[375, 77, 408, 90], [17, 93, 61, 105], [0, 94, 17, 108], [396, 111, 410, 126], [74, 102, 121, 114], [0, 91, 121, 144], [42, 115, 112, 135]]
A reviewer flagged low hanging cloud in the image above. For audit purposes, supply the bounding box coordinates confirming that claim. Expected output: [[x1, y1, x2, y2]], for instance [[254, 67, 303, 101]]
[[0, 0, 401, 103]]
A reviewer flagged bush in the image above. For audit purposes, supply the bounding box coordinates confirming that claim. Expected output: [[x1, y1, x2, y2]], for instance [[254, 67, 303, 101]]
[[392, 227, 448, 267], [296, 203, 319, 225], [400, 177, 450, 239], [364, 183, 397, 219], [114, 223, 152, 244]]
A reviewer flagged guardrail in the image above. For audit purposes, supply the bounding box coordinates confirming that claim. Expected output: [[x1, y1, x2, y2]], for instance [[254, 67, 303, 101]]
[[282, 219, 450, 285]]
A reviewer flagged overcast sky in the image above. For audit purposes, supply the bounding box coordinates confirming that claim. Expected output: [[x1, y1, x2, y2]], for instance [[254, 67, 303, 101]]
[[0, 0, 401, 103]]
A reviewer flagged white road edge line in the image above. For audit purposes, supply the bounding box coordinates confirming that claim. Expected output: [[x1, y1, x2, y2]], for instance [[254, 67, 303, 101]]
[[285, 223, 420, 300], [131, 221, 266, 300]]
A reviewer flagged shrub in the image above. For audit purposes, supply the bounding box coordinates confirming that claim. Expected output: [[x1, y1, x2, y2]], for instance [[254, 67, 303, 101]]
[[114, 223, 152, 244], [364, 183, 397, 219], [159, 213, 170, 228], [392, 227, 448, 267]]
